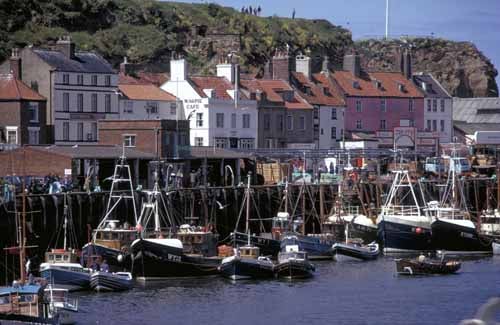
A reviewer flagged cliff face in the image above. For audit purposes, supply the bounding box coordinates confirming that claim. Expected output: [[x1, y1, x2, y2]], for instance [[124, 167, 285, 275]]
[[0, 1, 497, 97], [354, 38, 498, 98]]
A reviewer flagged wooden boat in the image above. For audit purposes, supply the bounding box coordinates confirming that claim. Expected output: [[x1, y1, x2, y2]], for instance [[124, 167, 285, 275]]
[[333, 242, 380, 261], [218, 245, 275, 280], [275, 245, 314, 279], [90, 271, 133, 292], [395, 257, 461, 276]]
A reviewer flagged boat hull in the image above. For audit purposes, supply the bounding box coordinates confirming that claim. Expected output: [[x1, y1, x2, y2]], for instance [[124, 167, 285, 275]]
[[493, 242, 500, 255], [131, 239, 220, 280], [395, 258, 461, 275], [332, 243, 379, 261], [218, 256, 275, 280], [90, 272, 133, 292], [40, 267, 90, 291], [81, 243, 131, 271], [280, 234, 334, 260], [274, 260, 314, 279], [348, 222, 378, 244], [377, 218, 433, 253], [230, 232, 281, 257], [431, 219, 492, 252]]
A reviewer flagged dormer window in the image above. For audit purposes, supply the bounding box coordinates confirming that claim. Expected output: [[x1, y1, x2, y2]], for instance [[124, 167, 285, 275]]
[[352, 81, 360, 89], [373, 80, 381, 89], [398, 83, 406, 92]]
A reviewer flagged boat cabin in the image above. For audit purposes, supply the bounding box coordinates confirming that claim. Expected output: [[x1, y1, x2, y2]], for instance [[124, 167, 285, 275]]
[[238, 246, 260, 259], [93, 220, 138, 251], [0, 283, 44, 318], [271, 212, 290, 240], [176, 231, 218, 256], [45, 249, 79, 264]]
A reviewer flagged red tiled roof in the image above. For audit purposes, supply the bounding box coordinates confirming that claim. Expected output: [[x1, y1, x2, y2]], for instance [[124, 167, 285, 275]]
[[240, 79, 312, 110], [119, 84, 177, 101], [0, 74, 46, 101], [118, 72, 170, 86], [292, 72, 345, 107], [332, 70, 423, 98], [190, 76, 236, 100]]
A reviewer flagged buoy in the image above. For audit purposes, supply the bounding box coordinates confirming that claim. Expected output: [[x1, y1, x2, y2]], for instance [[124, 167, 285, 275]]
[[415, 227, 422, 234]]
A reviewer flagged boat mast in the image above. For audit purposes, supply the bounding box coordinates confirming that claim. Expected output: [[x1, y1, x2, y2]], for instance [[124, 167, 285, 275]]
[[63, 194, 68, 251], [245, 174, 251, 245], [19, 147, 27, 284], [284, 178, 288, 214]]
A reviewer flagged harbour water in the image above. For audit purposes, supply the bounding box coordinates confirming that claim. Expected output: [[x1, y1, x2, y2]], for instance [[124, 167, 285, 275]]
[[74, 256, 500, 325]]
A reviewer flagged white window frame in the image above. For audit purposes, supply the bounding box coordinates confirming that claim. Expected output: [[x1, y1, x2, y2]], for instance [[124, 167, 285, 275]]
[[124, 100, 133, 113], [331, 108, 337, 120], [6, 126, 18, 145], [356, 100, 362, 112], [63, 74, 69, 85], [239, 138, 255, 149], [287, 115, 293, 130], [77, 122, 84, 141], [299, 115, 305, 130], [194, 137, 204, 146], [63, 92, 69, 112], [427, 99, 432, 112], [63, 122, 69, 141], [356, 120, 362, 129], [91, 75, 98, 86], [440, 99, 445, 112], [29, 102, 39, 122], [77, 74, 84, 85], [409, 99, 414, 112], [380, 99, 386, 112], [105, 94, 111, 113], [28, 126, 40, 145], [214, 137, 227, 148], [242, 114, 250, 129], [331, 126, 336, 139], [380, 119, 386, 130], [196, 113, 203, 127], [170, 103, 177, 116], [123, 134, 136, 147], [440, 120, 445, 132], [105, 75, 111, 86], [77, 93, 84, 112], [91, 93, 98, 112], [216, 113, 224, 128], [432, 99, 437, 112]]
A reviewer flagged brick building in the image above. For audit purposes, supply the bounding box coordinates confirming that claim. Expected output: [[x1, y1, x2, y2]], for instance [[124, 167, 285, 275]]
[[0, 71, 48, 146]]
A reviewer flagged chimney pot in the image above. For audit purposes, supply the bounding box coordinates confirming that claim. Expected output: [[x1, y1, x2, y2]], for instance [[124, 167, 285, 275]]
[[272, 51, 291, 82], [9, 48, 22, 79], [343, 54, 361, 78], [56, 35, 75, 60]]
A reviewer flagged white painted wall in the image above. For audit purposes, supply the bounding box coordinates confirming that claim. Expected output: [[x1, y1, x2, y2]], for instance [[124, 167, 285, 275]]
[[53, 71, 119, 144], [118, 98, 181, 120], [423, 97, 453, 144], [318, 105, 345, 149]]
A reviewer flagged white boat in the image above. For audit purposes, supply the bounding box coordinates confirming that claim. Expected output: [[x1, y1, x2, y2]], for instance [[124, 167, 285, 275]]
[[44, 284, 78, 324], [90, 271, 133, 292], [493, 242, 500, 255]]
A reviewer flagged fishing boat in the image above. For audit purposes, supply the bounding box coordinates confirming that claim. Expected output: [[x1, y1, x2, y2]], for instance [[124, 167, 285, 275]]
[[428, 152, 492, 254], [274, 245, 314, 279], [130, 180, 221, 280], [480, 209, 500, 237], [280, 233, 334, 260], [44, 284, 78, 324], [40, 195, 91, 291], [377, 169, 433, 253], [332, 224, 379, 261], [395, 256, 461, 276], [81, 152, 140, 271], [90, 271, 133, 292], [218, 175, 276, 280]]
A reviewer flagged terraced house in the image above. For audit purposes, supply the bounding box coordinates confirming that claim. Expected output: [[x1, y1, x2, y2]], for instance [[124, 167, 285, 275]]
[[0, 36, 118, 144]]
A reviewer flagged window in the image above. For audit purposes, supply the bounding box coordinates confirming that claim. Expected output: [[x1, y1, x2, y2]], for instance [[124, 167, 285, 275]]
[[440, 120, 445, 132], [320, 128, 324, 135], [195, 137, 204, 146], [380, 99, 386, 112], [28, 127, 39, 145], [77, 93, 83, 112], [92, 122, 97, 141], [299, 115, 305, 130], [6, 126, 17, 144], [440, 99, 445, 112], [277, 115, 284, 131], [231, 113, 237, 129], [30, 81, 38, 92], [77, 75, 83, 85], [265, 138, 274, 148], [63, 74, 69, 85], [196, 113, 203, 127], [29, 102, 39, 122], [409, 99, 414, 112], [214, 137, 227, 148], [216, 113, 224, 128], [356, 120, 362, 129], [242, 114, 250, 128], [427, 120, 431, 131], [239, 139, 254, 149], [170, 103, 177, 116], [146, 101, 158, 114], [91, 75, 97, 86], [263, 114, 271, 130], [433, 99, 437, 112], [331, 108, 337, 120], [331, 126, 336, 139], [63, 93, 69, 112], [77, 122, 84, 141], [427, 99, 431, 112], [409, 119, 415, 127], [356, 100, 362, 112], [105, 75, 111, 86], [380, 119, 386, 130], [432, 119, 437, 131], [105, 94, 111, 113], [123, 135, 136, 147], [91, 94, 98, 112], [63, 122, 69, 141]]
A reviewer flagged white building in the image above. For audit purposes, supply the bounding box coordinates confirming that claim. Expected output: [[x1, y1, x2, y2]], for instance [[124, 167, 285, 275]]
[[161, 58, 258, 149], [413, 73, 453, 143]]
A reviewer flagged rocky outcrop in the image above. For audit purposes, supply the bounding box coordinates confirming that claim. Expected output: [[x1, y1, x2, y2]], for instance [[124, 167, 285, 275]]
[[353, 38, 498, 97]]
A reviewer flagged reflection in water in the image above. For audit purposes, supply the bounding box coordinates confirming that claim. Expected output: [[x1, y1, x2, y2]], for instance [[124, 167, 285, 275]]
[[75, 257, 500, 325]]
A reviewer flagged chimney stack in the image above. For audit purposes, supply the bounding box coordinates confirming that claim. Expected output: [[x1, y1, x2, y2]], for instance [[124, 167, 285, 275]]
[[9, 48, 22, 80], [321, 55, 329, 74], [120, 56, 134, 75], [56, 36, 75, 60], [272, 50, 291, 82], [343, 53, 361, 78], [295, 54, 311, 79], [403, 48, 412, 79], [263, 60, 272, 79], [170, 57, 187, 81], [216, 59, 237, 83]]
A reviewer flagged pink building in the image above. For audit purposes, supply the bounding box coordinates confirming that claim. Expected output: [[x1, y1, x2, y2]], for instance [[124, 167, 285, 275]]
[[332, 55, 424, 138]]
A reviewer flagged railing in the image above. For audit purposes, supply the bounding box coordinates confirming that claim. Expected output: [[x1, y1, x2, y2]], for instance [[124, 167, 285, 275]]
[[381, 205, 422, 216]]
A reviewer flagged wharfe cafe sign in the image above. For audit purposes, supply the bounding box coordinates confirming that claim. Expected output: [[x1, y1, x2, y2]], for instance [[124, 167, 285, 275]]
[[376, 127, 439, 149]]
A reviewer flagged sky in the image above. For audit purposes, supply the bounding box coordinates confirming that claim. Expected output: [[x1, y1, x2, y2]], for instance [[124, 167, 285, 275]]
[[169, 0, 500, 89]]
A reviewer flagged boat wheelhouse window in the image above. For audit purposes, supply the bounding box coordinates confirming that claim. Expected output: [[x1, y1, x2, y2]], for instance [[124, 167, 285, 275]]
[[0, 296, 10, 304], [55, 254, 62, 260], [63, 255, 69, 261], [19, 294, 35, 303], [96, 232, 102, 240], [112, 232, 119, 240]]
